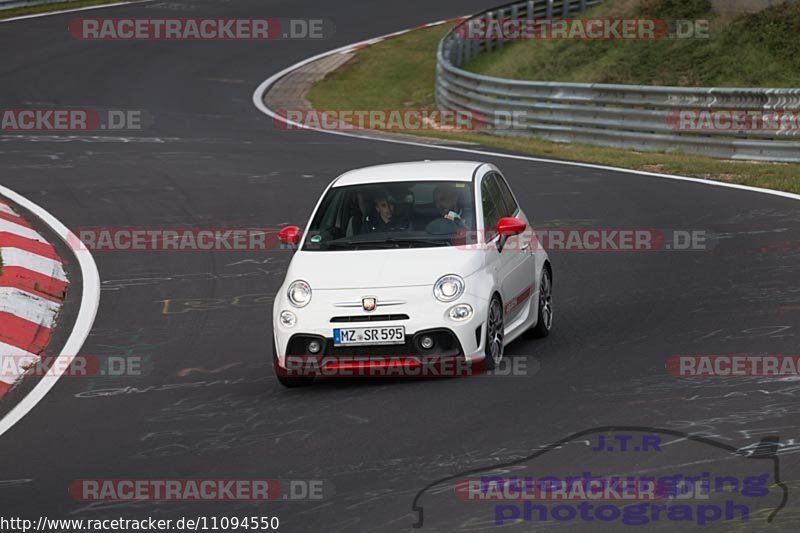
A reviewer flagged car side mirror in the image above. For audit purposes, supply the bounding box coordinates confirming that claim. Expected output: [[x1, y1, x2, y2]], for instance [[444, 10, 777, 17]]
[[495, 217, 526, 252], [278, 225, 302, 248], [497, 217, 526, 237]]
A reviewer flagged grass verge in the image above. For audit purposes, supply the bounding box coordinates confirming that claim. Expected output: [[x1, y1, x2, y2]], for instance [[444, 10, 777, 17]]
[[0, 0, 130, 20], [307, 22, 800, 195], [464, 0, 800, 88]]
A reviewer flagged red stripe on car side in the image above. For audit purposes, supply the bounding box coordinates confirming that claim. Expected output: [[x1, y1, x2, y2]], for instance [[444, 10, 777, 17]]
[[504, 284, 534, 315]]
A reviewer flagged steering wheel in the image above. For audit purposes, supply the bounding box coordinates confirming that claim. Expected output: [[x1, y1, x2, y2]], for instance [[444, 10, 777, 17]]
[[425, 217, 459, 235]]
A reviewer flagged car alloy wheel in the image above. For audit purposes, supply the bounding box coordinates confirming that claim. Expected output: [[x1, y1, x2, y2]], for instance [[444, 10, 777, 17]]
[[531, 267, 553, 338], [485, 296, 504, 369], [540, 270, 553, 330]]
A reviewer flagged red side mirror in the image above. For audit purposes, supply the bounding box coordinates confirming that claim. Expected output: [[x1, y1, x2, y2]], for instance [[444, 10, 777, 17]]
[[278, 225, 302, 245], [497, 217, 526, 237]]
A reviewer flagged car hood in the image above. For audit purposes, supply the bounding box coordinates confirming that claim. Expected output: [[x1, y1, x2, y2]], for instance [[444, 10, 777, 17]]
[[285, 247, 484, 290]]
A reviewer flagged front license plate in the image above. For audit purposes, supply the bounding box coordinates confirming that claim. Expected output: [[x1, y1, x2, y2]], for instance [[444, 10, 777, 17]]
[[333, 326, 405, 346]]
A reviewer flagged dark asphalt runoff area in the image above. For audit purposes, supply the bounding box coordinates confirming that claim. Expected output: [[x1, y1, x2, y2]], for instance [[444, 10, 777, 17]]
[[2, 0, 800, 531]]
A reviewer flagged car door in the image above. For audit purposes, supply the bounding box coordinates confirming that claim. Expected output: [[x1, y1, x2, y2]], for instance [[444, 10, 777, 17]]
[[480, 171, 533, 324]]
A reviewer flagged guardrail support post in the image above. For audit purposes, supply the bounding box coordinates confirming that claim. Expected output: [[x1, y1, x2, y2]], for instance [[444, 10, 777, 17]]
[[486, 11, 495, 52]]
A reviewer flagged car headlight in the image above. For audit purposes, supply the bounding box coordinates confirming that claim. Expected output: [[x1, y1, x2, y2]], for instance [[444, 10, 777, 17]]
[[279, 310, 297, 328], [448, 304, 473, 321], [287, 280, 312, 307], [434, 274, 465, 302]]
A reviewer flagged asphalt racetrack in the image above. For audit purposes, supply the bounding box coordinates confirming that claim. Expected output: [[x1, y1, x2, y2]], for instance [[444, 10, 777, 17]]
[[2, 0, 800, 531]]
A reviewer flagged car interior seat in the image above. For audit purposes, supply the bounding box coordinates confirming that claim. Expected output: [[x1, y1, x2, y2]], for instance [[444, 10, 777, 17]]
[[345, 193, 368, 237]]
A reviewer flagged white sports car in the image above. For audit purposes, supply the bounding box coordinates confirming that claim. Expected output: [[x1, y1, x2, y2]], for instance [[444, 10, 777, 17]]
[[272, 161, 552, 387]]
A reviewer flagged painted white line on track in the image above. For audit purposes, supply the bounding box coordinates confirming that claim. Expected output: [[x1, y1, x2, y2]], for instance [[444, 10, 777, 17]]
[[252, 23, 800, 204], [0, 185, 100, 438], [0, 248, 66, 281], [0, 0, 150, 24]]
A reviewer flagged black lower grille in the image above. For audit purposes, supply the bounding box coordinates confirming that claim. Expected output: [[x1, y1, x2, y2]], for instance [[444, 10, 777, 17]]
[[332, 343, 415, 356], [330, 314, 409, 323]]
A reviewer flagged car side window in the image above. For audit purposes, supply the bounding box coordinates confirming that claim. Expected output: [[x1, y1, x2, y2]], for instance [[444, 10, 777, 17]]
[[481, 174, 504, 242], [493, 172, 518, 216]]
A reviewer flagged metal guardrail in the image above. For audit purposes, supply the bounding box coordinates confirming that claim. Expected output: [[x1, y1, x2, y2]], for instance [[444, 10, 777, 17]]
[[0, 0, 79, 11], [436, 0, 800, 162]]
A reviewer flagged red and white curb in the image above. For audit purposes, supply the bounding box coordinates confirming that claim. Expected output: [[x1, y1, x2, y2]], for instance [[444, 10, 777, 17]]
[[339, 17, 469, 54], [0, 186, 99, 438], [0, 199, 68, 397]]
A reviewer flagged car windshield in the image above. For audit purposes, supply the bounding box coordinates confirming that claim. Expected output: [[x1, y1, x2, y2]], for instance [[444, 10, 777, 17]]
[[303, 180, 477, 251]]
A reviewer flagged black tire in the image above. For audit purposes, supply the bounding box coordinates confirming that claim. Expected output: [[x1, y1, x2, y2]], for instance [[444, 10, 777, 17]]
[[531, 266, 553, 338], [273, 341, 314, 388], [484, 295, 505, 370]]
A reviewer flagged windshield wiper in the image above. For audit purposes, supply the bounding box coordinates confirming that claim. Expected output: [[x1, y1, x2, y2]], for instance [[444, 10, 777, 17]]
[[323, 237, 448, 249], [382, 238, 448, 247]]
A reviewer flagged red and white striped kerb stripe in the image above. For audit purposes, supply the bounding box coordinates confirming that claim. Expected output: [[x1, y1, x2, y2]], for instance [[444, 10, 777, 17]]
[[0, 198, 68, 398]]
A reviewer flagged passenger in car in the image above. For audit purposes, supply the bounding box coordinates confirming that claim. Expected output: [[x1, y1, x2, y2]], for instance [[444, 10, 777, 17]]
[[433, 185, 471, 228], [364, 192, 413, 233]]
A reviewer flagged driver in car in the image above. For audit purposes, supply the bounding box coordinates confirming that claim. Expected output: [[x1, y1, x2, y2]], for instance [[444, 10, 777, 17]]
[[365, 193, 412, 233]]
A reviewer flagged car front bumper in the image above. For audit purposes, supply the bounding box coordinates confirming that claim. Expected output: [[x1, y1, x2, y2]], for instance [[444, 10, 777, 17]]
[[272, 285, 489, 373]]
